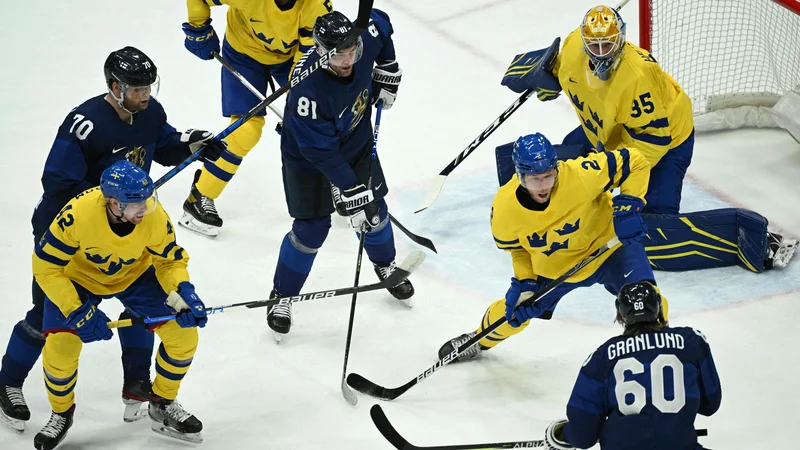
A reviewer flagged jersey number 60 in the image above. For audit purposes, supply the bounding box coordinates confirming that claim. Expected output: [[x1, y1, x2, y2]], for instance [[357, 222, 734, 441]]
[[614, 354, 686, 415]]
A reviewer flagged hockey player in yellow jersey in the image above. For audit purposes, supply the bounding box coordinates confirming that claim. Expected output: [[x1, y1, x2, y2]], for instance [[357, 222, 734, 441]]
[[499, 5, 796, 273], [180, 0, 334, 236], [438, 133, 670, 362], [32, 161, 207, 450]]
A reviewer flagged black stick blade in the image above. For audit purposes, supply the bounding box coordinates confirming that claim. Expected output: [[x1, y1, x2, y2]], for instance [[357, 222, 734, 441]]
[[370, 405, 415, 450], [347, 373, 412, 400]]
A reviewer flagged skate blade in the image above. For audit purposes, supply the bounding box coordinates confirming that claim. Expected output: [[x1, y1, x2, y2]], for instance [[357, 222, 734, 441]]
[[178, 213, 219, 238], [774, 238, 798, 268], [398, 298, 414, 309], [151, 421, 203, 444], [0, 410, 25, 432], [123, 400, 149, 423], [273, 331, 285, 344]]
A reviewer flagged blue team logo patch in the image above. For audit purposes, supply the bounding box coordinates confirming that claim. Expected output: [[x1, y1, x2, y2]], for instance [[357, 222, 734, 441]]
[[84, 248, 137, 276]]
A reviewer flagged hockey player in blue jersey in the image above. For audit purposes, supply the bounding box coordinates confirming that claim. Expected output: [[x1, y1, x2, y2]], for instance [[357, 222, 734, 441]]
[[266, 10, 411, 341], [543, 282, 721, 450], [0, 47, 226, 431]]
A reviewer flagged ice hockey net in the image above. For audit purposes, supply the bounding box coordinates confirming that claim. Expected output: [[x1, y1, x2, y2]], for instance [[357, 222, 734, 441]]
[[639, 0, 800, 131]]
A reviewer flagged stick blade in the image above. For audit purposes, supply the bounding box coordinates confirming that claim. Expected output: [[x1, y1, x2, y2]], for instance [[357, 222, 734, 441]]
[[370, 405, 414, 450], [346, 373, 409, 400], [397, 250, 426, 275], [414, 175, 447, 214], [341, 378, 358, 406]]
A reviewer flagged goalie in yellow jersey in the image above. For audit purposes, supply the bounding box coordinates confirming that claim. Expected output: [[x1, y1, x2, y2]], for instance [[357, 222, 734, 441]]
[[438, 133, 669, 362], [179, 0, 334, 237], [31, 161, 207, 449], [499, 5, 796, 273]]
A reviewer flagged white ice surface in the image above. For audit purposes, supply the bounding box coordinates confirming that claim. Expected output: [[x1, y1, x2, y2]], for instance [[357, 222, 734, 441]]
[[1, 0, 799, 449]]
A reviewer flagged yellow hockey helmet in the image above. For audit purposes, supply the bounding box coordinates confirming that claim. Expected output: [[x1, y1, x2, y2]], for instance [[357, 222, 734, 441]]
[[580, 5, 626, 79]]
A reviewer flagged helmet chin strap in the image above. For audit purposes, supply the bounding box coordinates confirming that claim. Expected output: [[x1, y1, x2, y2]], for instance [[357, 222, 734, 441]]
[[107, 202, 129, 223], [109, 87, 138, 116]]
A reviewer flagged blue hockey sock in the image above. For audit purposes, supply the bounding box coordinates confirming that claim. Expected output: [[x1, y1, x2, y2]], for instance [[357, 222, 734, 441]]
[[117, 309, 155, 381], [0, 306, 45, 387], [273, 218, 330, 295]]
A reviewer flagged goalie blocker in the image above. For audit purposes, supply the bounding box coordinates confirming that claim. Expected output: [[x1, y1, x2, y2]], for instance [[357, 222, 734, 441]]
[[495, 143, 796, 272]]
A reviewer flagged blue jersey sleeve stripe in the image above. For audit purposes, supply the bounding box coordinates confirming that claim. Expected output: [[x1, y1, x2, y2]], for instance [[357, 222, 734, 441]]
[[641, 117, 670, 129], [43, 231, 79, 256], [147, 241, 177, 259], [494, 236, 520, 245], [700, 356, 721, 396], [566, 373, 605, 415], [35, 245, 70, 267], [298, 44, 313, 54], [299, 28, 313, 38], [602, 151, 617, 192], [618, 148, 631, 187], [498, 245, 524, 250], [210, 0, 222, 5], [625, 126, 672, 146]]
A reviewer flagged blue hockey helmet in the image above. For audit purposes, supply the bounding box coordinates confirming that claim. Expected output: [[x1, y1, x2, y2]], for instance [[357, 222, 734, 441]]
[[615, 282, 662, 326], [100, 161, 157, 218], [512, 133, 558, 175]]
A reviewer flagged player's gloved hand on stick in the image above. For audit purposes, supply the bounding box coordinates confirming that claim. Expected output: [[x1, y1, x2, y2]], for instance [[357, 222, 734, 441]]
[[341, 184, 380, 231], [330, 184, 348, 217], [371, 62, 402, 110], [612, 194, 647, 246], [175, 282, 208, 328], [545, 419, 574, 450], [182, 19, 220, 60], [65, 302, 113, 343], [181, 129, 228, 163], [504, 277, 541, 327]]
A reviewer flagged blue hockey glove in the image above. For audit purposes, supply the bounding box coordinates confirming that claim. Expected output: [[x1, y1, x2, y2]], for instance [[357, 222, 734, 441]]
[[182, 19, 220, 60], [341, 184, 380, 231], [612, 194, 647, 246], [65, 302, 113, 343], [371, 62, 402, 110], [175, 282, 207, 328], [504, 278, 541, 328], [181, 129, 227, 163], [501, 37, 562, 101]]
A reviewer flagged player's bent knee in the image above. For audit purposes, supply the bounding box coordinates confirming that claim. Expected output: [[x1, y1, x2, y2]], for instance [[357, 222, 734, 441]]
[[226, 115, 266, 157], [42, 333, 83, 371], [291, 217, 332, 250], [155, 321, 199, 360]]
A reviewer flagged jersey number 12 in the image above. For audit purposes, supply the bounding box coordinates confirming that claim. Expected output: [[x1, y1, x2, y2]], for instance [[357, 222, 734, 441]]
[[614, 354, 686, 415]]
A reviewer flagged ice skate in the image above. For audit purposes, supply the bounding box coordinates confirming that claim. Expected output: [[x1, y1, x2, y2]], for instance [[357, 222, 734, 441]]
[[33, 406, 74, 450], [122, 378, 152, 422], [149, 395, 203, 444], [0, 384, 30, 432], [266, 289, 292, 343], [767, 231, 798, 269], [179, 169, 222, 237], [374, 260, 414, 307], [438, 332, 484, 362]]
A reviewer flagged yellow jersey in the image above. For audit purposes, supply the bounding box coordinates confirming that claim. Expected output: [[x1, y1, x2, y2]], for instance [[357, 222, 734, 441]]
[[491, 149, 649, 282], [32, 188, 190, 317], [187, 0, 333, 67], [552, 29, 693, 168]]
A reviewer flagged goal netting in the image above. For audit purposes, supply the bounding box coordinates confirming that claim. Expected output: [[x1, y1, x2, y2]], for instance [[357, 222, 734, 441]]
[[639, 0, 800, 131]]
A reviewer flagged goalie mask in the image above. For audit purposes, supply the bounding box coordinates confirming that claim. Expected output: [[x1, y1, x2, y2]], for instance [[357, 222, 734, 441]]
[[580, 5, 626, 81]]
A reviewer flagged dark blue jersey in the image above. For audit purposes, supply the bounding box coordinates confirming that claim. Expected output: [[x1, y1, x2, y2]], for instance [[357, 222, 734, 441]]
[[32, 95, 190, 237], [280, 10, 397, 189], [563, 326, 721, 450]]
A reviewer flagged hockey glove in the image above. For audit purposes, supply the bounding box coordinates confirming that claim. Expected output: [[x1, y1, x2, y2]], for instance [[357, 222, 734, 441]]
[[371, 62, 402, 110], [504, 277, 541, 327], [182, 19, 220, 60], [330, 184, 348, 217], [545, 420, 574, 450], [175, 282, 208, 328], [612, 194, 647, 246], [65, 302, 113, 343], [181, 129, 228, 163], [341, 184, 380, 231], [501, 37, 562, 101]]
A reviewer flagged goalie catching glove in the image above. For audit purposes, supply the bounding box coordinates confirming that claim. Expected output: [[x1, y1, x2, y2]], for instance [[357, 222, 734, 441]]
[[371, 62, 402, 109], [501, 37, 562, 101], [340, 184, 380, 231]]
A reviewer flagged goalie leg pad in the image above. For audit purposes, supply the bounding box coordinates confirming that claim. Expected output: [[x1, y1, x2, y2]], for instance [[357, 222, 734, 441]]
[[642, 208, 769, 272]]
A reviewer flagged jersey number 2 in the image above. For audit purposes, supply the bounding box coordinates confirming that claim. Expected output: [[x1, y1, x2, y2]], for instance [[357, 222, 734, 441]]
[[614, 354, 686, 415]]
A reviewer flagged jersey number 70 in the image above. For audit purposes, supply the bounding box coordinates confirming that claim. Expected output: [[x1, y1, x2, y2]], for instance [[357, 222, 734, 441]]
[[614, 354, 686, 415]]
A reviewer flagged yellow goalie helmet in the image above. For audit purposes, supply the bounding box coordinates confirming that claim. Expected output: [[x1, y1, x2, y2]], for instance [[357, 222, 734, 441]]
[[580, 5, 626, 80]]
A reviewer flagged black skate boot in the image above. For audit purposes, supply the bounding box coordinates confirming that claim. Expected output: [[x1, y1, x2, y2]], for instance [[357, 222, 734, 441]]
[[122, 379, 152, 422], [149, 395, 203, 444], [374, 261, 415, 307], [438, 332, 486, 362], [765, 231, 798, 269], [33, 406, 74, 450], [179, 169, 222, 237], [0, 384, 30, 432], [266, 289, 292, 343]]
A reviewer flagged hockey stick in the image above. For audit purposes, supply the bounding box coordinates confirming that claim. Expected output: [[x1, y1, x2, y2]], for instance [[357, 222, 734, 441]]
[[340, 102, 383, 406], [218, 51, 436, 253], [152, 0, 374, 189], [346, 237, 621, 400], [107, 248, 424, 329], [414, 88, 536, 213], [372, 405, 707, 450]]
